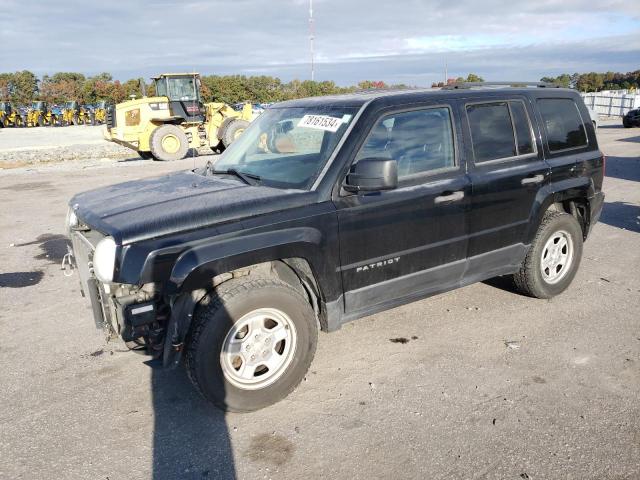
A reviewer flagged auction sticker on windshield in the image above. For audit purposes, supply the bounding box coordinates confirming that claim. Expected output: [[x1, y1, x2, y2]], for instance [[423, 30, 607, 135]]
[[298, 114, 343, 132]]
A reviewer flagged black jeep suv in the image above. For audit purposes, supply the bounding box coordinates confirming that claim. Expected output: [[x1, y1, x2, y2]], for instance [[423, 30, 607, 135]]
[[67, 83, 605, 412]]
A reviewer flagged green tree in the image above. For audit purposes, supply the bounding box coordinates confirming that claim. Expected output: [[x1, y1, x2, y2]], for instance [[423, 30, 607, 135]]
[[9, 70, 38, 105], [465, 73, 484, 82]]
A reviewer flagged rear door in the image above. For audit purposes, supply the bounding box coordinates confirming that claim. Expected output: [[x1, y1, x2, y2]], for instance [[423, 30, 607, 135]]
[[462, 96, 550, 279], [334, 102, 471, 316]]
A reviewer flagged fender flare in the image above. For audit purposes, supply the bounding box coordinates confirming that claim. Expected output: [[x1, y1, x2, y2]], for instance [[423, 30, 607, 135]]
[[168, 227, 326, 294], [525, 177, 595, 243]]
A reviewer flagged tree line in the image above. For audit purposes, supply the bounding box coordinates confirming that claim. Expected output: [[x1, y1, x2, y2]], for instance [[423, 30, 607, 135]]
[[0, 71, 412, 106], [1, 69, 637, 106], [540, 71, 639, 92]]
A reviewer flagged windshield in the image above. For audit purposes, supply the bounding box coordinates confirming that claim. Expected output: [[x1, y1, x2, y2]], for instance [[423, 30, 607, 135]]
[[167, 77, 198, 102], [213, 105, 358, 190]]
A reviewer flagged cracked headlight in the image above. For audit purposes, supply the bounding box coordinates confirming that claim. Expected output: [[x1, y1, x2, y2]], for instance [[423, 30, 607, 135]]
[[93, 237, 117, 283]]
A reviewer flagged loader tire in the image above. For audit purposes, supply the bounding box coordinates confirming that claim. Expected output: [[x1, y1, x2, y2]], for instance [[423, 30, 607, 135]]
[[221, 119, 250, 148], [149, 124, 189, 161]]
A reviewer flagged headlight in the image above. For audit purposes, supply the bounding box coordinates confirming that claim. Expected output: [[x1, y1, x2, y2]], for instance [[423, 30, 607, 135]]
[[65, 207, 78, 230], [93, 237, 117, 283]]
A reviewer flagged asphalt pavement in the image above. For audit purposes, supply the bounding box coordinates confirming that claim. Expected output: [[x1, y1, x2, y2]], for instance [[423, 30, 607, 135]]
[[0, 120, 638, 479]]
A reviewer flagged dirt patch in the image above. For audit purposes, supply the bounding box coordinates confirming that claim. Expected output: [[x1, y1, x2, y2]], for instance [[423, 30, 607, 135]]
[[245, 433, 294, 466], [0, 181, 54, 191]]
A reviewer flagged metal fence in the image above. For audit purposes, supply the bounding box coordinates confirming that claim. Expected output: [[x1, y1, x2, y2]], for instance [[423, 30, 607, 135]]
[[581, 90, 639, 118]]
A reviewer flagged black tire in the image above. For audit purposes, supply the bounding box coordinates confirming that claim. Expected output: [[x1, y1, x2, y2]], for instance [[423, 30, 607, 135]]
[[512, 211, 583, 299], [149, 124, 189, 161], [37, 117, 45, 127], [186, 277, 318, 413], [221, 119, 250, 148], [623, 121, 631, 128], [88, 112, 95, 125], [138, 151, 155, 160]]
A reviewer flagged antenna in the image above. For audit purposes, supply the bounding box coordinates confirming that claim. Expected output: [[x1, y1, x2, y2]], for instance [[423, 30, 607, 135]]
[[309, 0, 315, 81]]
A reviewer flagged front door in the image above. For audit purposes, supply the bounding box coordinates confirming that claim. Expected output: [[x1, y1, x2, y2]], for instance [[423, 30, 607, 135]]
[[334, 103, 471, 317]]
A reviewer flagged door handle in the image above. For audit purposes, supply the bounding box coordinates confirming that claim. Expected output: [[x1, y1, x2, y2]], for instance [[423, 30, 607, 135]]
[[521, 174, 545, 185], [434, 190, 465, 204]]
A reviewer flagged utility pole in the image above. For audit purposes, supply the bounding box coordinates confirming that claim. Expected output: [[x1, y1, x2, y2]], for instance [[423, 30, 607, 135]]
[[309, 0, 315, 81], [444, 60, 448, 86]]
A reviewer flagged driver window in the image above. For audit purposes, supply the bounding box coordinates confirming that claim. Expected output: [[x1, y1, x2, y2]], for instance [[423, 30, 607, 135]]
[[355, 107, 455, 178]]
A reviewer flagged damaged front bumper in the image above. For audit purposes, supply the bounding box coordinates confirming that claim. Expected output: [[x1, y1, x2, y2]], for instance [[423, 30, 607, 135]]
[[67, 229, 162, 346]]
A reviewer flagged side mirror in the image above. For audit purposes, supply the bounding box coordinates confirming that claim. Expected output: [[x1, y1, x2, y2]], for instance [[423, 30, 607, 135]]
[[344, 157, 398, 193]]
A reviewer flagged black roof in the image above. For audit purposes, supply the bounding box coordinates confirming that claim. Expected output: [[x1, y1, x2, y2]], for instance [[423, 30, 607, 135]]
[[273, 85, 576, 109]]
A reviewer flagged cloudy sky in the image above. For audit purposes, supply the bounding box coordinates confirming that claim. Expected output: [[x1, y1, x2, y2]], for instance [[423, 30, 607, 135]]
[[1, 0, 638, 85]]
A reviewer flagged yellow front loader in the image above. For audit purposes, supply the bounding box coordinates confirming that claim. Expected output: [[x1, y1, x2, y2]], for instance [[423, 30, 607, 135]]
[[60, 101, 95, 126], [0, 102, 26, 127], [26, 101, 60, 127], [104, 73, 253, 161], [93, 101, 108, 124]]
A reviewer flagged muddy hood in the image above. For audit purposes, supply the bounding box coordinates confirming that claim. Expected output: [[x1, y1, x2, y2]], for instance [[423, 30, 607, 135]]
[[70, 170, 313, 244]]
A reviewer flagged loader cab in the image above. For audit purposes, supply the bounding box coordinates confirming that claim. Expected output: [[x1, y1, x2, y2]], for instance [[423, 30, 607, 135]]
[[64, 101, 79, 112], [152, 73, 204, 124], [31, 101, 47, 112], [0, 102, 11, 114]]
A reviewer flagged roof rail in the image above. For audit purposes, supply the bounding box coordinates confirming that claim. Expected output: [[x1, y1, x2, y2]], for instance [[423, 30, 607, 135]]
[[442, 81, 561, 90]]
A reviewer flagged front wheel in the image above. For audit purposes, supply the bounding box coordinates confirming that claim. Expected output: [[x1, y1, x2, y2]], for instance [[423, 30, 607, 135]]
[[186, 277, 318, 412], [149, 124, 189, 161], [512, 211, 583, 299]]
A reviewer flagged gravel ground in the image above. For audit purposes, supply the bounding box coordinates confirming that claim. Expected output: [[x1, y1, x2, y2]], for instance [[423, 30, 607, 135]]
[[0, 120, 638, 480]]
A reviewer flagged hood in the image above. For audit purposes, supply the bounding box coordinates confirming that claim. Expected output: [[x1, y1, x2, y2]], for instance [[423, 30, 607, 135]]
[[70, 170, 313, 244]]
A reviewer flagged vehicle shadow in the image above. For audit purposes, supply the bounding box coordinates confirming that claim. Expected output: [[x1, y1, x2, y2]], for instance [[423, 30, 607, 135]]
[[619, 135, 640, 144], [117, 149, 202, 163], [599, 201, 640, 233], [604, 156, 640, 182], [151, 365, 236, 479], [482, 275, 524, 296]]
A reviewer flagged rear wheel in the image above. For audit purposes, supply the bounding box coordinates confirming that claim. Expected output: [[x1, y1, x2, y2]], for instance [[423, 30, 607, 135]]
[[221, 119, 250, 148], [512, 211, 583, 299], [149, 124, 189, 161], [186, 277, 318, 412], [37, 117, 45, 127]]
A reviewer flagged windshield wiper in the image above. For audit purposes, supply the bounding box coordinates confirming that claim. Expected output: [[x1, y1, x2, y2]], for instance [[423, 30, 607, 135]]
[[202, 162, 261, 185]]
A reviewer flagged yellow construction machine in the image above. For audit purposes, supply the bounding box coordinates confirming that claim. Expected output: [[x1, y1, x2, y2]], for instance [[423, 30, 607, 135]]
[[60, 101, 94, 126], [104, 73, 252, 161], [26, 101, 59, 127], [93, 100, 108, 124], [0, 102, 27, 127]]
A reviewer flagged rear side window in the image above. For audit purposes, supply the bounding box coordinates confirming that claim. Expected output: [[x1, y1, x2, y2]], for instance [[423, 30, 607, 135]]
[[537, 98, 587, 151], [510, 102, 534, 155], [466, 100, 536, 162]]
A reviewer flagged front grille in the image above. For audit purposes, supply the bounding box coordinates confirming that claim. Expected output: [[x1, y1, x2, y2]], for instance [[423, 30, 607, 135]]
[[106, 105, 116, 129]]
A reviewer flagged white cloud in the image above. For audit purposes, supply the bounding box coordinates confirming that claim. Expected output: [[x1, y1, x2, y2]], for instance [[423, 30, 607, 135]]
[[0, 0, 638, 85]]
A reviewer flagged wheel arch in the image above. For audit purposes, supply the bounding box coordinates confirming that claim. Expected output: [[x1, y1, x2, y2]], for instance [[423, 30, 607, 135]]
[[527, 177, 596, 243]]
